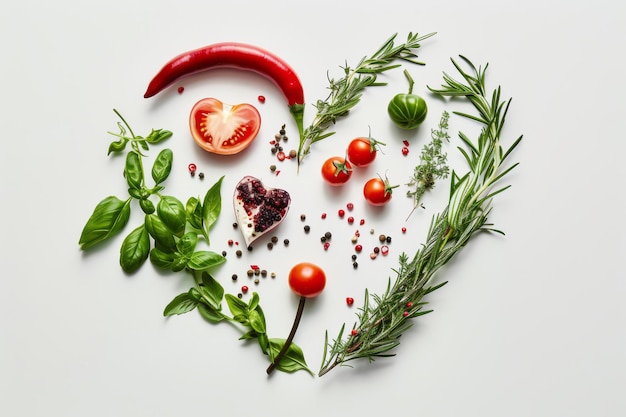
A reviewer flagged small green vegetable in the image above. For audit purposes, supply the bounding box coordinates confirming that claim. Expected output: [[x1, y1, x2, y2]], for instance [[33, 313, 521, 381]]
[[387, 69, 428, 129]]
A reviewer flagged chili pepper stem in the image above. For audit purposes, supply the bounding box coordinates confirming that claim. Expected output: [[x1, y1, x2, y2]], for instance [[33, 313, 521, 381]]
[[267, 295, 306, 375]]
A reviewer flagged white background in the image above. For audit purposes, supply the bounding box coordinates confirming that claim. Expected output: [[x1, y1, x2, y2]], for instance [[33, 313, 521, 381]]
[[1, 1, 625, 416]]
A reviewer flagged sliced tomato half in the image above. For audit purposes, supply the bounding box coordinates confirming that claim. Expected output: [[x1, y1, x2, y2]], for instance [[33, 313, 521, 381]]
[[189, 98, 261, 155]]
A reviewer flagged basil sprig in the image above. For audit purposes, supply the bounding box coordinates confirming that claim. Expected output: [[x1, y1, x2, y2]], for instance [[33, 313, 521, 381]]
[[80, 110, 313, 375]]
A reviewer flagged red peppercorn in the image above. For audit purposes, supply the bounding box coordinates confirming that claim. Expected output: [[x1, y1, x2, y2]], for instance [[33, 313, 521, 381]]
[[258, 95, 266, 103], [355, 244, 363, 253], [347, 202, 354, 211], [347, 216, 354, 224], [406, 302, 413, 308], [351, 329, 358, 336], [402, 227, 407, 233], [338, 209, 345, 218], [177, 86, 185, 94], [402, 146, 409, 156], [241, 286, 249, 293], [277, 151, 286, 161], [323, 242, 330, 251], [359, 219, 365, 226], [402, 311, 409, 317], [321, 212, 327, 219], [188, 163, 197, 173], [403, 140, 410, 147], [228, 239, 234, 246], [381, 245, 389, 256], [346, 297, 354, 306]]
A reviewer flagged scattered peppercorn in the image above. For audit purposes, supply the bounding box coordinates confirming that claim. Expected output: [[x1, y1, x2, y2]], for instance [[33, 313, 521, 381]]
[[283, 238, 290, 246], [270, 164, 277, 172], [254, 278, 260, 284], [247, 269, 254, 277], [222, 250, 227, 257], [232, 274, 238, 281], [304, 225, 310, 233], [289, 149, 297, 158], [271, 236, 279, 243], [236, 250, 242, 257], [300, 214, 306, 221], [352, 261, 358, 269], [379, 234, 387, 242], [261, 269, 267, 277], [198, 172, 204, 179], [386, 236, 392, 243], [324, 231, 332, 240]]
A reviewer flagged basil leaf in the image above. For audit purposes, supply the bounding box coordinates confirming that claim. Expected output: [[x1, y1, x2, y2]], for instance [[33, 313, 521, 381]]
[[248, 292, 260, 311], [257, 333, 270, 356], [185, 197, 203, 231], [198, 304, 225, 323], [145, 129, 173, 144], [139, 198, 155, 214], [171, 253, 188, 272], [268, 339, 314, 375], [187, 251, 225, 271], [149, 247, 174, 269], [176, 232, 198, 255], [248, 309, 266, 334], [145, 214, 176, 253], [198, 272, 224, 310], [151, 148, 173, 185], [157, 195, 186, 236], [163, 292, 198, 316], [225, 294, 248, 319], [79, 196, 132, 250], [202, 175, 224, 241], [119, 224, 150, 273], [124, 151, 144, 190]]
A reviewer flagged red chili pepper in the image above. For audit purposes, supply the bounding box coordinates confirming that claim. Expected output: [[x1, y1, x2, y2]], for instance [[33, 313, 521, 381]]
[[143, 42, 305, 139]]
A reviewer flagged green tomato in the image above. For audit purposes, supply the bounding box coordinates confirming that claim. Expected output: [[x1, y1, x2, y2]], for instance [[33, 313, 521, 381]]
[[387, 69, 427, 130]]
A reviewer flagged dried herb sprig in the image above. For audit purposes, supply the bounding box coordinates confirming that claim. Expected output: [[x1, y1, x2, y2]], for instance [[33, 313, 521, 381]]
[[318, 55, 522, 377], [297, 31, 436, 169], [406, 110, 451, 219]]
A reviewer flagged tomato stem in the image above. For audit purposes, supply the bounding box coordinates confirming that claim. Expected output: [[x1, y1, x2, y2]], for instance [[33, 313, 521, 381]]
[[267, 295, 306, 375], [403, 69, 415, 95]]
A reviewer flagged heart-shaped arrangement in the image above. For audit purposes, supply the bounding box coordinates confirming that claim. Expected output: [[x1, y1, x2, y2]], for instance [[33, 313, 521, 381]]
[[233, 176, 291, 247]]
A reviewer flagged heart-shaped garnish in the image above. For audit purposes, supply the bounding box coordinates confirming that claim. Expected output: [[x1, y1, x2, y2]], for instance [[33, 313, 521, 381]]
[[233, 176, 291, 247]]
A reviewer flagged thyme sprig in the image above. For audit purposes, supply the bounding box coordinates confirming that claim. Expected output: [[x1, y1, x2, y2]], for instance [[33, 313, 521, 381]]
[[406, 110, 451, 219], [318, 56, 522, 377], [297, 31, 436, 169]]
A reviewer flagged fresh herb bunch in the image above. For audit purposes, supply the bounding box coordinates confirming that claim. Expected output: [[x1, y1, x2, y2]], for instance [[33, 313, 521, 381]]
[[79, 111, 313, 374], [406, 110, 450, 219], [318, 56, 522, 377], [297, 31, 436, 169], [78, 110, 225, 274]]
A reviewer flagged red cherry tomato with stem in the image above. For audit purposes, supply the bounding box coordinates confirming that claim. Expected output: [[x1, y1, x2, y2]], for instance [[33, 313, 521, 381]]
[[363, 175, 399, 206], [190, 97, 261, 155], [267, 262, 326, 375], [321, 156, 352, 185], [346, 129, 386, 167]]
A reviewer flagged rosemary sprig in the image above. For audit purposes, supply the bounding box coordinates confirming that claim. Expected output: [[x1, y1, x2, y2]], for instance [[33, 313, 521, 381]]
[[318, 55, 523, 377], [296, 31, 436, 169], [406, 110, 451, 219]]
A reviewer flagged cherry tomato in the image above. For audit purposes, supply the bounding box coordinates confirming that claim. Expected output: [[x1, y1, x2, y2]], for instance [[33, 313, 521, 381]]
[[189, 97, 261, 155], [288, 262, 326, 298], [363, 176, 397, 206], [347, 135, 384, 167], [321, 156, 352, 186]]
